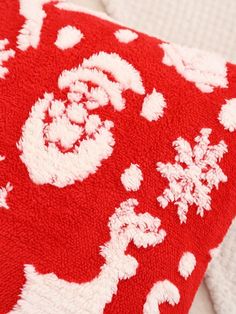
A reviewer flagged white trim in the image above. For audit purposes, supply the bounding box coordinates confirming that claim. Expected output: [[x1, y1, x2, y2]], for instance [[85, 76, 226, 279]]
[[121, 164, 143, 191], [17, 93, 114, 188], [178, 252, 196, 280], [55, 25, 84, 50], [10, 199, 166, 313], [141, 89, 166, 122], [143, 280, 180, 314], [218, 98, 236, 132]]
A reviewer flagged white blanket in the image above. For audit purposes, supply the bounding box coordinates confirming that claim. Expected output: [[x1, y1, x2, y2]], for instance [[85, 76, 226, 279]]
[[205, 219, 236, 314]]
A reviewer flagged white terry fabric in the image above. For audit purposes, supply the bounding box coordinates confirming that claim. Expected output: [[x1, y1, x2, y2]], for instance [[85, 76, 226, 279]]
[[205, 219, 236, 314], [102, 0, 236, 63]]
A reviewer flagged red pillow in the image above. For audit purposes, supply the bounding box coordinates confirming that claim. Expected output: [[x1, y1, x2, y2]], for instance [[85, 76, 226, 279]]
[[0, 1, 236, 313]]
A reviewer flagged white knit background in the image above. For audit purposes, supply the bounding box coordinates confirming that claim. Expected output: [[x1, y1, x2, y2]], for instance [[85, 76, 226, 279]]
[[205, 219, 236, 314], [102, 0, 236, 63]]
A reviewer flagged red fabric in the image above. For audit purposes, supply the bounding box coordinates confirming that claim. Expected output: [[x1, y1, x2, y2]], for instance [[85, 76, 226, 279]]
[[0, 1, 235, 313]]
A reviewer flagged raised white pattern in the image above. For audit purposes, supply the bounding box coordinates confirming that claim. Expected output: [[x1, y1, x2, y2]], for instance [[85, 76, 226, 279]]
[[157, 128, 228, 223], [17, 0, 118, 51], [218, 98, 236, 132], [0, 156, 12, 209], [160, 43, 228, 93], [10, 199, 166, 314], [141, 89, 166, 122], [121, 164, 143, 191], [0, 182, 13, 209], [143, 280, 180, 314], [114, 29, 138, 43], [0, 39, 15, 78], [18, 0, 52, 50], [18, 52, 145, 187], [55, 25, 84, 50], [178, 252, 196, 280]]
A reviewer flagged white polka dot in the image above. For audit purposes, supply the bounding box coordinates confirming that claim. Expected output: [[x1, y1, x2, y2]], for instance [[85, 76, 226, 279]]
[[178, 252, 196, 279], [141, 89, 167, 122], [121, 164, 143, 191], [218, 98, 236, 132], [55, 26, 83, 50], [114, 29, 138, 43]]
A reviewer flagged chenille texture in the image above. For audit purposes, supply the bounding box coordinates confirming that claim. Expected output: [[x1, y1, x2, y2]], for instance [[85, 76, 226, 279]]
[[0, 1, 236, 314]]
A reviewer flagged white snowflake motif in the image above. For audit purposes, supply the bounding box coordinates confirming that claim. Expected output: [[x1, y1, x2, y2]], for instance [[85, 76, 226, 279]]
[[156, 128, 228, 223]]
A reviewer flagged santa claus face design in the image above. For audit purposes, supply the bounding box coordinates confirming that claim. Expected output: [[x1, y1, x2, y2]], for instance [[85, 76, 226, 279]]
[[17, 52, 145, 187]]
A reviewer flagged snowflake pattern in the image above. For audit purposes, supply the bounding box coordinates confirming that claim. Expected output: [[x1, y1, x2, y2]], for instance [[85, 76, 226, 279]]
[[157, 128, 228, 223]]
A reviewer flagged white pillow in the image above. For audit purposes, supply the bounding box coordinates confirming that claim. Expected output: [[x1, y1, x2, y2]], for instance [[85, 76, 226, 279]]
[[103, 0, 236, 63]]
